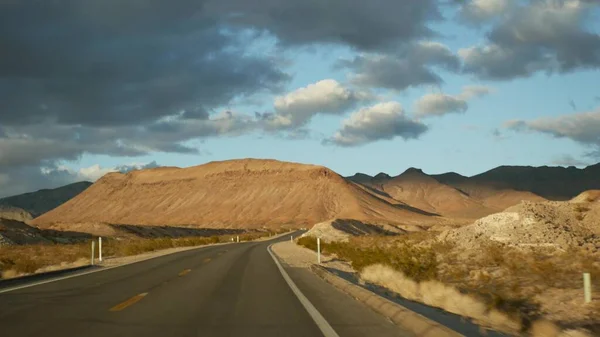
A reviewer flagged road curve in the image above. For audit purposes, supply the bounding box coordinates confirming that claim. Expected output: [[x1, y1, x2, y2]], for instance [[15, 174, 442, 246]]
[[0, 233, 411, 337]]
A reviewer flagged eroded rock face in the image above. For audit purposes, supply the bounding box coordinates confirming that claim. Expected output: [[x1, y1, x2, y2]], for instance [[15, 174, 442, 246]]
[[0, 206, 33, 223], [439, 200, 600, 252]]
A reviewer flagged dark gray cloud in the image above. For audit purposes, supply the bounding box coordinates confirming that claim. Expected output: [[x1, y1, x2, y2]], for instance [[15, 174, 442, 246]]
[[460, 0, 600, 79], [0, 1, 288, 127], [456, 0, 514, 24], [207, 0, 441, 51], [326, 102, 428, 147], [0, 164, 83, 198], [414, 85, 492, 117], [551, 154, 590, 167], [340, 42, 461, 91]]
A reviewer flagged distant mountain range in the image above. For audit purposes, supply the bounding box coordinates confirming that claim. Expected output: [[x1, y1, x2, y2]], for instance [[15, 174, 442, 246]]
[[0, 181, 92, 218], [0, 161, 598, 235], [346, 163, 600, 219]]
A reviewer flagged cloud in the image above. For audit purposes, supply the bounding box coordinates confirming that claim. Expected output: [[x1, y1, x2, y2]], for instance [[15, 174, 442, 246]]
[[340, 42, 461, 91], [551, 154, 590, 166], [0, 111, 255, 169], [326, 102, 428, 147], [414, 85, 492, 117], [458, 0, 513, 24], [460, 0, 600, 80], [0, 161, 163, 198], [505, 107, 600, 158], [208, 0, 441, 51], [569, 99, 578, 111], [262, 79, 373, 129], [0, 2, 289, 128]]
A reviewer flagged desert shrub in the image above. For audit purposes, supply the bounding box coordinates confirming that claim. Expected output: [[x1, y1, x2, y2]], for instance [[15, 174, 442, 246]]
[[0, 242, 90, 276], [0, 231, 274, 279], [297, 236, 318, 251], [574, 205, 590, 213], [297, 236, 437, 281]]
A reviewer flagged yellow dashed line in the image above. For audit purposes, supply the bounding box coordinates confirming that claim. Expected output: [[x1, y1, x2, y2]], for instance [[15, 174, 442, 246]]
[[109, 293, 148, 312], [178, 269, 192, 277]]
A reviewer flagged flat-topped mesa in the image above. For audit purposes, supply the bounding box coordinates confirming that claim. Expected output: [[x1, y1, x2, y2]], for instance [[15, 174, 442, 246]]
[[32, 159, 439, 231]]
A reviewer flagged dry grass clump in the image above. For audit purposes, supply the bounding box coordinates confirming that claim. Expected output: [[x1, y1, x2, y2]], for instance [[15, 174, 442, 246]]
[[297, 232, 599, 335], [0, 243, 90, 276], [361, 264, 522, 333], [297, 235, 437, 281], [1, 231, 275, 279]]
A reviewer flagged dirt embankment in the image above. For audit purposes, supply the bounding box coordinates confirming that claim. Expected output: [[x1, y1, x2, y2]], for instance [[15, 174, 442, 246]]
[[439, 199, 600, 252]]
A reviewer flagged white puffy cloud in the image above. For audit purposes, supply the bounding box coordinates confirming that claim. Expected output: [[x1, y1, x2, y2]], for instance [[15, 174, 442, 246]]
[[46, 161, 162, 183], [458, 0, 513, 23], [264, 79, 373, 129], [414, 85, 492, 117], [551, 154, 590, 167], [326, 102, 428, 147]]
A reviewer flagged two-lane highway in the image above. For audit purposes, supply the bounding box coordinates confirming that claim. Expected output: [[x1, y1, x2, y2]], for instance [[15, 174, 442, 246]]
[[0, 234, 411, 337]]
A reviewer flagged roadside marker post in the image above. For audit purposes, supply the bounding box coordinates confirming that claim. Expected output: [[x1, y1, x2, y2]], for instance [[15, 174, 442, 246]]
[[317, 237, 321, 264], [291, 235, 293, 243], [98, 237, 103, 262], [237, 236, 239, 243], [91, 241, 95, 266], [584, 273, 592, 303]]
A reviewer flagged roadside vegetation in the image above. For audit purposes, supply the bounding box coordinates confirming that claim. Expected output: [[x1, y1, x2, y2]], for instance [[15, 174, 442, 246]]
[[296, 233, 599, 336], [0, 230, 283, 279]]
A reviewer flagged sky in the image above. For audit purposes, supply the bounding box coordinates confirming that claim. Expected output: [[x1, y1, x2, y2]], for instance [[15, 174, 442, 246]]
[[1, 0, 600, 197]]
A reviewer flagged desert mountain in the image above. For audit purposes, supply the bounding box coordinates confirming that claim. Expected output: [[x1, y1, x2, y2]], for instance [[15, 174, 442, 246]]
[[439, 164, 600, 201], [378, 168, 497, 219], [0, 181, 92, 217], [350, 163, 600, 203], [347, 168, 545, 219], [33, 159, 445, 231]]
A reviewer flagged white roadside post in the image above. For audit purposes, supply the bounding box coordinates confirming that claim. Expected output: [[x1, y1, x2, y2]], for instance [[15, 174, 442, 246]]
[[237, 235, 239, 243], [291, 235, 293, 243], [584, 273, 592, 304], [317, 237, 321, 264], [91, 240, 95, 266], [98, 237, 102, 262]]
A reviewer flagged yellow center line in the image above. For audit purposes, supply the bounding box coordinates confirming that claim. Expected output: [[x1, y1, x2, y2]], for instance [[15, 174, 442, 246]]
[[109, 293, 148, 312], [178, 269, 192, 277], [202, 258, 211, 263]]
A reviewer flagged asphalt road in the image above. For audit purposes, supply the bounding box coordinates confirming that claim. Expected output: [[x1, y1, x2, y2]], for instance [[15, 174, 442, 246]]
[[0, 233, 412, 337]]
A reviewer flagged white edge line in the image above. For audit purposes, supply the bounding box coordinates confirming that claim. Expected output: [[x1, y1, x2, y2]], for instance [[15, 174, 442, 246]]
[[268, 243, 340, 337], [0, 231, 296, 294], [0, 241, 233, 294]]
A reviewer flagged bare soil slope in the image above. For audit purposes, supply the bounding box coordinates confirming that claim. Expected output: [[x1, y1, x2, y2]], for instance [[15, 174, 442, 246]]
[[348, 168, 545, 219], [380, 168, 497, 219], [33, 159, 443, 231]]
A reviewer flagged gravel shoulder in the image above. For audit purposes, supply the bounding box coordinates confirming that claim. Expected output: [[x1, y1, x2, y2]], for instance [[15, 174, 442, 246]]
[[271, 240, 354, 272]]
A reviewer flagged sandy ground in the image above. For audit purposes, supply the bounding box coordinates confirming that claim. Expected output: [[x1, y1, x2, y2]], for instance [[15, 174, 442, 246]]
[[271, 240, 355, 273]]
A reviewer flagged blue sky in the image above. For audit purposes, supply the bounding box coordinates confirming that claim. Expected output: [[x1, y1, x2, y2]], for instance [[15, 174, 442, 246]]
[[1, 0, 600, 196]]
